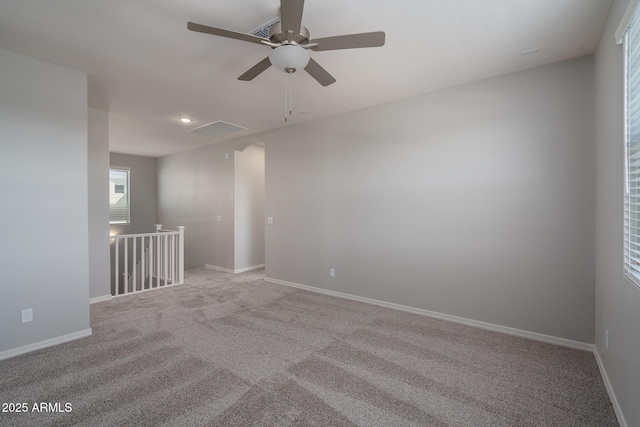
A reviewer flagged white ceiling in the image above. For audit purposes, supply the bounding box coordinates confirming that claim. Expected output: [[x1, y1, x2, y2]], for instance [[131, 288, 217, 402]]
[[0, 0, 611, 157]]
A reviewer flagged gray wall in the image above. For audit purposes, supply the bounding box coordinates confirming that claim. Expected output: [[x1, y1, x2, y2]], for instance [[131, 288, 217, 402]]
[[88, 108, 110, 299], [234, 144, 265, 270], [109, 153, 157, 236], [595, 0, 640, 425], [262, 55, 596, 344], [157, 140, 236, 270], [0, 48, 90, 353]]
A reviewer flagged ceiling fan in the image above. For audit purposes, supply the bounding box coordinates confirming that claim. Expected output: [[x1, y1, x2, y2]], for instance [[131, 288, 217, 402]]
[[187, 0, 385, 86]]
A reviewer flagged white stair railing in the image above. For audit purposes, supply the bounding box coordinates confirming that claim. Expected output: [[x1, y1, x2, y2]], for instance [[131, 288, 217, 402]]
[[113, 225, 185, 297]]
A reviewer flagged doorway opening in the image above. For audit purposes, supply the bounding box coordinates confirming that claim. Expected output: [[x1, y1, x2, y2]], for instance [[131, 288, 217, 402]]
[[233, 141, 266, 277]]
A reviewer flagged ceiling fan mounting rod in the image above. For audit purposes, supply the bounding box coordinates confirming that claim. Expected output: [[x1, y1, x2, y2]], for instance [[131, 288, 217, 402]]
[[269, 23, 310, 44]]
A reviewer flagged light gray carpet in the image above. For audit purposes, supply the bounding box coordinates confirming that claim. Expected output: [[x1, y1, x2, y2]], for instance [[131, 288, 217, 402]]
[[0, 268, 618, 426]]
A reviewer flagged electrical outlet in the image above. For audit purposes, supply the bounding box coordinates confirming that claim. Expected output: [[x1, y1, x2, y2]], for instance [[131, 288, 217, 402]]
[[216, 215, 222, 222], [329, 268, 335, 278], [22, 308, 33, 323], [267, 217, 274, 225], [605, 329, 609, 349]]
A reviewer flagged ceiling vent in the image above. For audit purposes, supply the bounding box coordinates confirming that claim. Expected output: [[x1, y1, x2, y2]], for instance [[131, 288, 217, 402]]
[[188, 120, 247, 138], [250, 17, 280, 39]]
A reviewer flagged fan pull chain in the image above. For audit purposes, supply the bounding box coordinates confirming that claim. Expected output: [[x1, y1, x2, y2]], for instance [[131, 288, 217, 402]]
[[284, 72, 294, 123], [289, 73, 293, 117], [284, 73, 288, 122]]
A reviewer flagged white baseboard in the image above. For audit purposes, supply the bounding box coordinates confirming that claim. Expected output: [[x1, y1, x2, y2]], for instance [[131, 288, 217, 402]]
[[90, 294, 113, 304], [0, 328, 93, 361], [206, 264, 235, 274], [234, 264, 265, 273], [264, 277, 594, 352], [594, 346, 628, 427], [111, 282, 183, 299], [206, 264, 265, 274]]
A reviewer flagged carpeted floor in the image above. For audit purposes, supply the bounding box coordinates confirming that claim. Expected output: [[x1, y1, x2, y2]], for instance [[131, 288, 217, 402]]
[[0, 268, 618, 426]]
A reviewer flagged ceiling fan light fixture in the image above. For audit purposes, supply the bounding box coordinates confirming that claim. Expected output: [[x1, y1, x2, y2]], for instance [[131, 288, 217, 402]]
[[269, 45, 310, 73]]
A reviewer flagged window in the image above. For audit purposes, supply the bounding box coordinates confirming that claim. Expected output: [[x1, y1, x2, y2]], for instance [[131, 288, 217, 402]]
[[109, 167, 130, 224], [623, 0, 640, 287]]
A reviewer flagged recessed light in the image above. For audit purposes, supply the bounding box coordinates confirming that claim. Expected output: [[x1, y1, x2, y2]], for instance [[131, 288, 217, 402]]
[[180, 117, 192, 123]]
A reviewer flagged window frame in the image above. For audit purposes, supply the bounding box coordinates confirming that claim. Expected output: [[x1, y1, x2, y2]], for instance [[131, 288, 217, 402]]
[[109, 166, 131, 225], [623, 1, 640, 288]]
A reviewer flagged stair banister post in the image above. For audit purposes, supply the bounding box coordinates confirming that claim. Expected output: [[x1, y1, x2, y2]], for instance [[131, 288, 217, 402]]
[[178, 226, 185, 284], [115, 237, 119, 296]]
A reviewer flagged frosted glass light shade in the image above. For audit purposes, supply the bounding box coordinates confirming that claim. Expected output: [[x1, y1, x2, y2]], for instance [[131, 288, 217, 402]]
[[269, 45, 310, 73]]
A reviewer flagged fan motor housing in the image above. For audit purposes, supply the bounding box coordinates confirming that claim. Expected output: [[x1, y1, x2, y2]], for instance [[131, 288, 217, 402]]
[[269, 23, 310, 44]]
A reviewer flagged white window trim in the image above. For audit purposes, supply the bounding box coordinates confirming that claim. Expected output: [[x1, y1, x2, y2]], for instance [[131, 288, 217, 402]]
[[622, 1, 640, 288], [616, 0, 640, 44], [109, 166, 131, 225]]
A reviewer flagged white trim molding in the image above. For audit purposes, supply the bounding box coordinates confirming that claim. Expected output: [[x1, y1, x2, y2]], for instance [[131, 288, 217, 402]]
[[616, 0, 640, 44], [594, 347, 629, 427], [206, 264, 265, 274], [0, 328, 93, 361], [264, 276, 594, 352], [110, 282, 183, 300], [234, 264, 265, 274], [90, 294, 113, 304], [206, 264, 235, 274]]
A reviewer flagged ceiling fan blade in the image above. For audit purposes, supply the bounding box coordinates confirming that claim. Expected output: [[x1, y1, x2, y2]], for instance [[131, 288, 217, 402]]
[[309, 31, 385, 51], [304, 58, 336, 86], [187, 22, 267, 45], [280, 0, 305, 35], [238, 57, 273, 81]]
